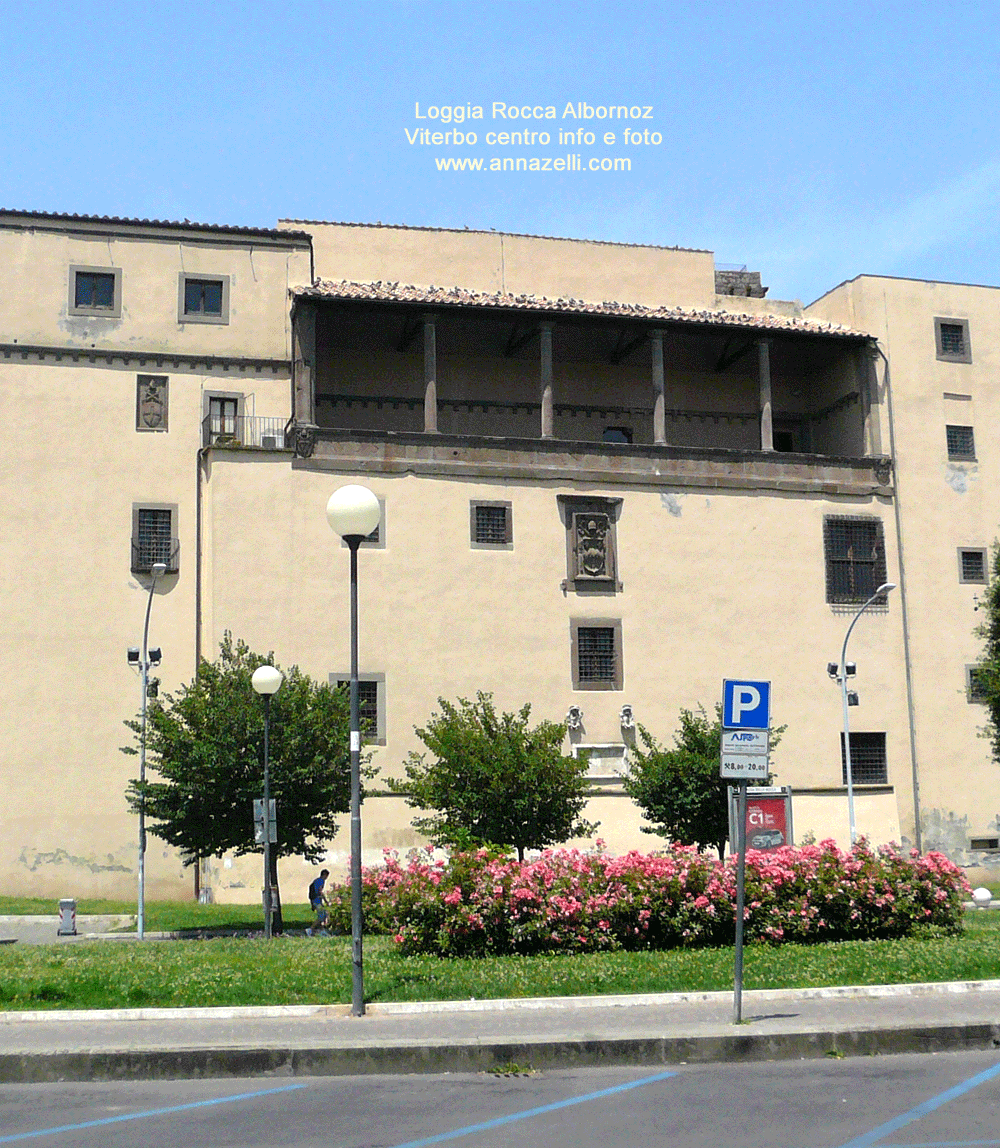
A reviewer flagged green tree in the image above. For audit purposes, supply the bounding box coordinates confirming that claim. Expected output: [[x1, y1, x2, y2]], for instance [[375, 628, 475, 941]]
[[974, 542, 1000, 763], [387, 692, 597, 861], [623, 706, 782, 859], [123, 634, 370, 931]]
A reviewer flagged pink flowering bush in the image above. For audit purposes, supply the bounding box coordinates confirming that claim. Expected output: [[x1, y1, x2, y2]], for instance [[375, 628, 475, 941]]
[[325, 839, 970, 957]]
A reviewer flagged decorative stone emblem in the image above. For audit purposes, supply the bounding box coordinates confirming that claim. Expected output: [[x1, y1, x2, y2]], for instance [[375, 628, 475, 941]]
[[136, 375, 168, 432], [293, 423, 318, 458], [874, 457, 893, 486], [574, 513, 612, 579]]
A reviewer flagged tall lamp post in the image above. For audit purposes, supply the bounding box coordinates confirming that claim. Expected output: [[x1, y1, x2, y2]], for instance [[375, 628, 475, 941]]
[[131, 560, 167, 942], [251, 665, 284, 939], [326, 484, 381, 1018], [840, 582, 896, 845]]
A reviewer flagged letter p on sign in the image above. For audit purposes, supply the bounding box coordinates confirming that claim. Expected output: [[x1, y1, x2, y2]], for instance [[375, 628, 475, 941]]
[[723, 679, 771, 729]]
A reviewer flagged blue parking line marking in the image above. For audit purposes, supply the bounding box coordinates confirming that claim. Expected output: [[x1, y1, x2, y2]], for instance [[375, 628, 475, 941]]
[[389, 1069, 678, 1148], [836, 1060, 1000, 1148], [891, 1141, 1000, 1146], [0, 1082, 307, 1144]]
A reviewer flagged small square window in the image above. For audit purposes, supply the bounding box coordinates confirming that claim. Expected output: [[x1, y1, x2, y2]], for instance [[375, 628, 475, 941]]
[[839, 731, 887, 785], [331, 674, 386, 744], [178, 273, 229, 324], [935, 318, 972, 363], [959, 548, 988, 584], [946, 425, 976, 461], [571, 618, 623, 691], [967, 666, 989, 703], [131, 506, 178, 574], [470, 501, 512, 548], [69, 265, 122, 318]]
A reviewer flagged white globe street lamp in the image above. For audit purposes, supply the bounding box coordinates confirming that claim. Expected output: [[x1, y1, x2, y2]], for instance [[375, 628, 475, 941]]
[[251, 664, 284, 939], [840, 582, 896, 846], [326, 484, 381, 1017]]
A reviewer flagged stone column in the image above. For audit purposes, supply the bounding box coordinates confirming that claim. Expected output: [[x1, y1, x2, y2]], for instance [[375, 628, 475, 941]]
[[651, 329, 666, 445], [292, 302, 316, 426], [423, 314, 438, 434], [540, 322, 554, 438], [758, 338, 774, 452]]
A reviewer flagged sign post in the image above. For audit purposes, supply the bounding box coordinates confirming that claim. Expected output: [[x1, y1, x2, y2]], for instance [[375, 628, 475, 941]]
[[720, 679, 771, 1025]]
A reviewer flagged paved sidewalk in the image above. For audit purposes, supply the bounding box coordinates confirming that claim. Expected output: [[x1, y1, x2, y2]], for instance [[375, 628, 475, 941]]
[[1, 979, 999, 1083]]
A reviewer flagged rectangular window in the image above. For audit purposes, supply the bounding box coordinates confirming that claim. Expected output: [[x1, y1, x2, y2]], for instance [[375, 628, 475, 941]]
[[970, 837, 1000, 851], [131, 507, 179, 573], [69, 265, 122, 318], [823, 516, 888, 605], [959, 548, 988, 584], [840, 731, 887, 785], [209, 396, 239, 441], [946, 425, 976, 460], [571, 618, 623, 690], [935, 317, 972, 363], [470, 501, 512, 548], [331, 674, 386, 744], [967, 666, 988, 703], [178, 273, 230, 324]]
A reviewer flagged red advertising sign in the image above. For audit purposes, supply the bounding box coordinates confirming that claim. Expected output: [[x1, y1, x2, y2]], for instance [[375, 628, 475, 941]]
[[729, 786, 793, 853]]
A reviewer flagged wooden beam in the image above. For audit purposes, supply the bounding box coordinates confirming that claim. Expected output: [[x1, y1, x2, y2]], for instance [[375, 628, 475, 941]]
[[609, 327, 647, 365], [714, 336, 755, 373]]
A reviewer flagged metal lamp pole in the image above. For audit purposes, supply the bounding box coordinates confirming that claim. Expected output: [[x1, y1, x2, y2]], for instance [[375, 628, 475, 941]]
[[840, 582, 896, 844], [137, 560, 166, 941], [326, 485, 381, 1019], [251, 666, 284, 939]]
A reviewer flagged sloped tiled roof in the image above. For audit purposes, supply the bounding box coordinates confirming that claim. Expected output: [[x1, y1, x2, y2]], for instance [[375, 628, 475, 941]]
[[0, 209, 311, 241], [297, 279, 874, 339]]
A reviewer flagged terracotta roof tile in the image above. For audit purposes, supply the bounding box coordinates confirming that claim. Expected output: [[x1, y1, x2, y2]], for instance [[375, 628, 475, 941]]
[[0, 208, 311, 241], [297, 278, 873, 339]]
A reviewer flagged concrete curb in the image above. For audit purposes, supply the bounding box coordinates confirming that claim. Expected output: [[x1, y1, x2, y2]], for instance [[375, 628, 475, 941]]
[[3, 978, 1000, 1024], [2, 1022, 999, 1083]]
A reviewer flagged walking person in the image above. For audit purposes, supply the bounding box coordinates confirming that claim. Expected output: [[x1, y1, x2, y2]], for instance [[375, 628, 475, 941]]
[[306, 868, 331, 936]]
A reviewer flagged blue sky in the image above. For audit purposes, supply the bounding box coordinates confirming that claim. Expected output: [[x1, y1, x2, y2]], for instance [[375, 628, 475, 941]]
[[2, 0, 998, 303]]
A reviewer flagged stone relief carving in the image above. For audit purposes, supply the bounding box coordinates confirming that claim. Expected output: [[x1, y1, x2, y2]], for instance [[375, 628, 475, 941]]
[[136, 375, 168, 432]]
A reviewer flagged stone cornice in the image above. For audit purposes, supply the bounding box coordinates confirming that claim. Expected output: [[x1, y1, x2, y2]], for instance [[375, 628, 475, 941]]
[[0, 343, 290, 376]]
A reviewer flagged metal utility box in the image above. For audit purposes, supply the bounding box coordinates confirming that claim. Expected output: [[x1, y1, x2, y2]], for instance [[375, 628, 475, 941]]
[[57, 898, 77, 936]]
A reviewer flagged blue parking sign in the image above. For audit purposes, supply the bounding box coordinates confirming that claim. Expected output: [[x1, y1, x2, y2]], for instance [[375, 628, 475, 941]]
[[722, 679, 771, 729]]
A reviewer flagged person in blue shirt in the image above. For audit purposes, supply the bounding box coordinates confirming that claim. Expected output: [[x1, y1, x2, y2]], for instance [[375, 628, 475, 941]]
[[306, 869, 330, 936]]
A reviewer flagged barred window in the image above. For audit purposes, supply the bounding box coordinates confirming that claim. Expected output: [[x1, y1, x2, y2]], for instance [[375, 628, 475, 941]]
[[946, 425, 976, 461], [471, 501, 512, 547], [840, 732, 887, 785], [132, 507, 179, 573], [935, 317, 971, 362], [337, 679, 380, 734], [823, 517, 887, 605], [959, 548, 988, 584], [571, 619, 623, 690], [939, 323, 966, 356]]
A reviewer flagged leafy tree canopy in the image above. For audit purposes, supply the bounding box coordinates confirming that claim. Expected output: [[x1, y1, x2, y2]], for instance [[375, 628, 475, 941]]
[[974, 541, 1000, 762], [124, 634, 373, 868], [623, 706, 784, 859], [387, 692, 597, 861]]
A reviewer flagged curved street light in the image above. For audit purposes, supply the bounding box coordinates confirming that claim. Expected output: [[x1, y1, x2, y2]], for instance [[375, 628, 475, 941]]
[[841, 582, 896, 845], [326, 484, 381, 1017], [136, 561, 167, 941], [251, 664, 284, 939]]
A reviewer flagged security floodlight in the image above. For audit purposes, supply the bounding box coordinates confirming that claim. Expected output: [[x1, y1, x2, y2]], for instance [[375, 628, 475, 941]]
[[845, 662, 856, 677], [847, 691, 859, 707], [148, 647, 162, 666], [127, 648, 140, 665], [827, 662, 839, 678], [151, 562, 167, 577]]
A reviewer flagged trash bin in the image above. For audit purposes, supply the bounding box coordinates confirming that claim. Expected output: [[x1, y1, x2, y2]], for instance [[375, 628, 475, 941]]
[[57, 898, 77, 936]]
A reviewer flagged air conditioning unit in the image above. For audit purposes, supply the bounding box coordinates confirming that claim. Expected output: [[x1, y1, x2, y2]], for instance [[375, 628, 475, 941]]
[[261, 433, 284, 450]]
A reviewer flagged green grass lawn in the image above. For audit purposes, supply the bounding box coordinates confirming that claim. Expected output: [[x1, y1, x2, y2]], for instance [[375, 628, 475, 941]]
[[1, 911, 997, 1012]]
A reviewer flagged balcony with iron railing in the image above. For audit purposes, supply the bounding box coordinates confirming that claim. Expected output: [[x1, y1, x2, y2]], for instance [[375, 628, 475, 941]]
[[202, 415, 292, 450]]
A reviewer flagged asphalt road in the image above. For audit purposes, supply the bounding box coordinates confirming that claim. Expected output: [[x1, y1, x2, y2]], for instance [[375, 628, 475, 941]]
[[1, 1049, 999, 1147]]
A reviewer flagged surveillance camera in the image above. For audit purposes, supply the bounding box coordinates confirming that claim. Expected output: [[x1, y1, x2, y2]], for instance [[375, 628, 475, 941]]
[[148, 647, 162, 666], [127, 648, 140, 665]]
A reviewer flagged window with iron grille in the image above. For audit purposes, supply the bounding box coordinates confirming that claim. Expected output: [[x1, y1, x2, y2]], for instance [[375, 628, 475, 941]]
[[959, 548, 988, 584], [840, 731, 887, 785], [179, 273, 229, 324], [571, 619, 623, 690], [470, 501, 512, 548], [332, 674, 386, 744], [967, 666, 988, 703], [946, 425, 976, 460], [69, 265, 122, 317], [823, 517, 887, 605], [935, 317, 971, 362], [132, 507, 179, 573]]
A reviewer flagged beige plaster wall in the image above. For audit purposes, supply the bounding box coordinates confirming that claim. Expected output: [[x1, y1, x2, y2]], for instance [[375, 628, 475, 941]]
[[0, 223, 309, 360], [286, 222, 718, 309]]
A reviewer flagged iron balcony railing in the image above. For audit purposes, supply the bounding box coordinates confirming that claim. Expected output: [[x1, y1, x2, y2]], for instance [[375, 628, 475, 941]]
[[131, 537, 180, 575], [202, 415, 291, 450]]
